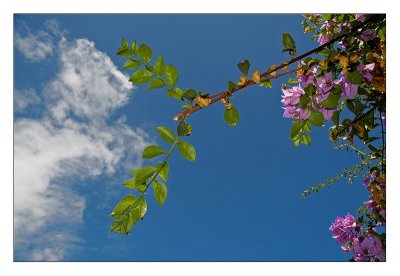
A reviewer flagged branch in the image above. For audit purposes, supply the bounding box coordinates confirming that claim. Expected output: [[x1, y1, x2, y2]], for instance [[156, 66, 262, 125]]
[[173, 14, 381, 121]]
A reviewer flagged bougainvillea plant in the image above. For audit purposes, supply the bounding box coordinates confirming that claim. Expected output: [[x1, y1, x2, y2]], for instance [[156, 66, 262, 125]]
[[109, 14, 386, 262]]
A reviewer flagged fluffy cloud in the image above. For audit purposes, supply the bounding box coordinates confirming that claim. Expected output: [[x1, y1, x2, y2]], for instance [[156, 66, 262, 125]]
[[14, 22, 148, 261], [14, 87, 41, 112], [14, 30, 54, 62]]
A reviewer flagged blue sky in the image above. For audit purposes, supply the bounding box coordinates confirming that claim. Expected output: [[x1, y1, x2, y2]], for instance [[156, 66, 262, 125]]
[[13, 14, 375, 262]]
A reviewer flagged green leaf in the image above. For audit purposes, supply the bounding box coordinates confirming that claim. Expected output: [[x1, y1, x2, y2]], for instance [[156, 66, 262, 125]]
[[164, 64, 179, 87], [110, 194, 136, 218], [130, 166, 157, 183], [322, 14, 332, 20], [117, 48, 131, 58], [346, 71, 362, 85], [129, 69, 153, 84], [294, 139, 301, 148], [177, 120, 192, 136], [166, 88, 183, 100], [147, 78, 166, 90], [153, 180, 168, 207], [123, 212, 136, 234], [183, 88, 197, 102], [304, 84, 316, 96], [299, 94, 311, 108], [133, 196, 147, 218], [130, 40, 139, 54], [123, 59, 141, 70], [224, 105, 239, 126], [332, 110, 340, 125], [309, 110, 324, 126], [378, 26, 386, 41], [178, 141, 196, 161], [228, 81, 236, 93], [303, 120, 312, 132], [237, 59, 251, 78], [142, 145, 165, 159], [110, 220, 123, 233], [346, 100, 356, 114], [156, 162, 169, 181], [290, 121, 302, 139], [157, 126, 176, 144], [153, 55, 166, 75], [282, 32, 296, 52], [321, 89, 341, 108], [123, 178, 137, 189], [138, 44, 152, 63], [121, 38, 129, 48], [301, 133, 312, 145]]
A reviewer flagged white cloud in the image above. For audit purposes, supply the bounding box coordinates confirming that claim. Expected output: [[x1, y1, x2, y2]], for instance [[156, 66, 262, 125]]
[[14, 87, 41, 112], [14, 30, 54, 62], [14, 22, 149, 261]]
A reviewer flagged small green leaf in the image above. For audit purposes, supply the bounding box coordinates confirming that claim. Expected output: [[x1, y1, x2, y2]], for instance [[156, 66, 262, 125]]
[[165, 64, 179, 87], [299, 94, 311, 108], [378, 26, 386, 41], [138, 44, 152, 63], [294, 139, 301, 148], [130, 40, 139, 54], [157, 126, 176, 144], [183, 89, 197, 102], [228, 81, 236, 93], [130, 166, 157, 183], [346, 71, 362, 85], [282, 32, 296, 52], [153, 55, 166, 75], [178, 141, 196, 161], [301, 133, 312, 145], [123, 59, 141, 69], [332, 110, 340, 125], [177, 120, 192, 136], [110, 220, 123, 233], [110, 194, 136, 218], [147, 78, 166, 90], [142, 145, 165, 159], [309, 110, 324, 126], [303, 120, 312, 132], [123, 178, 137, 189], [322, 14, 332, 20], [304, 85, 316, 96], [133, 196, 147, 218], [121, 38, 129, 48], [117, 48, 131, 58], [166, 88, 183, 100], [224, 105, 239, 126], [321, 89, 341, 108], [290, 121, 302, 139], [153, 180, 168, 207], [129, 69, 153, 84], [156, 162, 169, 181], [237, 59, 251, 78]]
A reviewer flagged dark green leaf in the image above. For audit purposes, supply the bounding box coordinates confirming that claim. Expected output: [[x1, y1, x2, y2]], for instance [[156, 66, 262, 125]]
[[164, 64, 179, 86], [321, 89, 341, 108], [138, 44, 152, 63], [156, 162, 169, 181], [123, 59, 141, 69], [147, 78, 166, 90], [346, 71, 362, 84], [153, 55, 166, 75], [332, 110, 340, 125], [117, 48, 131, 58], [183, 88, 197, 102], [282, 32, 296, 52], [346, 100, 356, 114], [309, 110, 324, 126], [237, 59, 251, 77], [224, 105, 240, 126], [299, 94, 311, 108], [291, 121, 302, 139], [110, 194, 136, 218], [142, 145, 165, 159], [178, 141, 196, 161], [129, 69, 153, 84], [228, 81, 236, 93], [166, 88, 183, 100], [153, 180, 168, 207], [157, 126, 176, 144], [304, 84, 316, 96], [177, 120, 192, 136]]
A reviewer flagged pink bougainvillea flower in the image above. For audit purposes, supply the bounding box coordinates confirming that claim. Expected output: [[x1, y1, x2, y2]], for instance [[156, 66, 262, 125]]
[[357, 63, 375, 81]]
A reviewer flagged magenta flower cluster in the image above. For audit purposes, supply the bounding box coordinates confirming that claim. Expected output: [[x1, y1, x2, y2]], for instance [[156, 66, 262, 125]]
[[329, 213, 386, 261]]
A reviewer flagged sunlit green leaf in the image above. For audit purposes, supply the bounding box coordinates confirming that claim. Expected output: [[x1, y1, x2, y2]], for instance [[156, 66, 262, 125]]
[[157, 126, 176, 144], [142, 145, 165, 159], [129, 69, 153, 84], [138, 44, 152, 63], [309, 110, 324, 126], [147, 78, 166, 90], [153, 180, 168, 207], [156, 162, 169, 181], [123, 178, 137, 189], [301, 133, 312, 145], [153, 55, 166, 75], [165, 64, 179, 86], [123, 59, 141, 69], [178, 141, 196, 161], [130, 166, 157, 183], [166, 88, 183, 100], [110, 194, 136, 218], [291, 120, 302, 139]]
